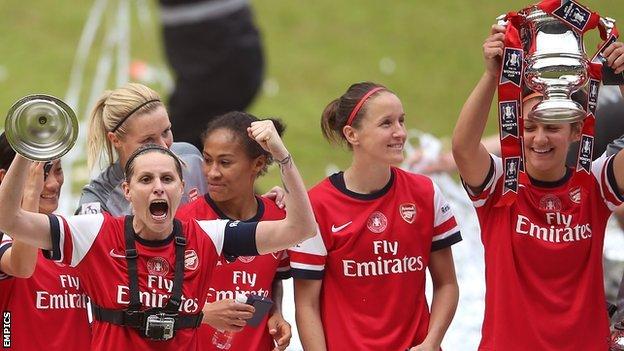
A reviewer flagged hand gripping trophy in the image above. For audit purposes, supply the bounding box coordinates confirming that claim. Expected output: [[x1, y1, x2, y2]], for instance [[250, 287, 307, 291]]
[[494, 0, 620, 207]]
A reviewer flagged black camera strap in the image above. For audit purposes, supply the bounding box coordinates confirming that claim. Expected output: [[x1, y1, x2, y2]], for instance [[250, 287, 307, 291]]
[[91, 216, 203, 332], [124, 215, 142, 311], [164, 219, 186, 313]]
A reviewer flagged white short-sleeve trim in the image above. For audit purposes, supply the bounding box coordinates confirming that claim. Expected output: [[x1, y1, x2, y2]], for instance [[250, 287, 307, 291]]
[[197, 219, 230, 256]]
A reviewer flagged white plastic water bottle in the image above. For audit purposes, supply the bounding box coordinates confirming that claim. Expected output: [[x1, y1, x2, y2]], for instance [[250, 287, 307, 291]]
[[211, 329, 234, 350], [211, 294, 249, 350]]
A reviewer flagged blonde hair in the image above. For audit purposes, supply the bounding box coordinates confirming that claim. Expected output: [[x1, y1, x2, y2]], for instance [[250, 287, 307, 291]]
[[86, 83, 163, 170]]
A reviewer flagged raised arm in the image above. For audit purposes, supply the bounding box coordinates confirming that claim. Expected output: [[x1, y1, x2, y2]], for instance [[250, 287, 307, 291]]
[[452, 24, 506, 188], [603, 41, 624, 193], [0, 155, 52, 250], [248, 120, 316, 254], [0, 162, 47, 278]]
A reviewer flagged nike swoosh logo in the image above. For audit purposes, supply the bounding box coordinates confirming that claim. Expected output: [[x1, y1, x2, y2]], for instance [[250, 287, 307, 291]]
[[109, 249, 126, 259], [331, 221, 352, 233]]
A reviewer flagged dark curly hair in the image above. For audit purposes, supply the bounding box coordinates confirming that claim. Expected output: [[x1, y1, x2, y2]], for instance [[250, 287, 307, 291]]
[[0, 132, 16, 172], [201, 111, 286, 177]]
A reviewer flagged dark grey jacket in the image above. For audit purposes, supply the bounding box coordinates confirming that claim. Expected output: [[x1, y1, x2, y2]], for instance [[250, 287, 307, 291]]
[[76, 142, 206, 215]]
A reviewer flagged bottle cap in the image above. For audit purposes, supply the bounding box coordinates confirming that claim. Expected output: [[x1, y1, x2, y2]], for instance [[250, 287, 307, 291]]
[[235, 293, 248, 304]]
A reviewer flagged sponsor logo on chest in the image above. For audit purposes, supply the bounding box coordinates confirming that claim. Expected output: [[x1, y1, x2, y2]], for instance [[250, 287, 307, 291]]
[[515, 210, 592, 244], [342, 239, 424, 278], [207, 271, 272, 301], [116, 275, 201, 313], [35, 274, 87, 310]]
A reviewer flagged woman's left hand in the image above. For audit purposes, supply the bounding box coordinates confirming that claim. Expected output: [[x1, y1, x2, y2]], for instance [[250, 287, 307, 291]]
[[603, 41, 624, 75], [262, 186, 286, 209], [248, 120, 288, 160], [23, 162, 45, 202], [267, 312, 291, 351]]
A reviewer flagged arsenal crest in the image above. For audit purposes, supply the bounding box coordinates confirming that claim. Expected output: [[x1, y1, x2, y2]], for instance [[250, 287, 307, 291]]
[[185, 250, 199, 271], [367, 211, 388, 233], [539, 194, 562, 212], [147, 257, 170, 276], [188, 188, 199, 202], [399, 203, 417, 224], [569, 187, 582, 204]]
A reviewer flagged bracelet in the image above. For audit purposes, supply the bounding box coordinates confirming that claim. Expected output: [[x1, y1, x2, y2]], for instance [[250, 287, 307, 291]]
[[275, 154, 292, 165]]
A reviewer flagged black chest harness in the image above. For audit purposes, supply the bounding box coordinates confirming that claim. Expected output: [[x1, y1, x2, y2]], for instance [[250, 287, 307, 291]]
[[90, 216, 203, 341]]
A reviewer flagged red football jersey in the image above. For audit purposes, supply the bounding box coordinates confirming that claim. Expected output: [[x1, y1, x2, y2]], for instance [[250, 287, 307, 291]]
[[466, 154, 622, 351], [42, 213, 243, 351], [289, 167, 461, 350], [176, 195, 288, 351], [0, 236, 91, 350]]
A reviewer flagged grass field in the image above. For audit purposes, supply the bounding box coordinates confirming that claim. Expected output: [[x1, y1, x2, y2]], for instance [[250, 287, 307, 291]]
[[0, 0, 622, 193]]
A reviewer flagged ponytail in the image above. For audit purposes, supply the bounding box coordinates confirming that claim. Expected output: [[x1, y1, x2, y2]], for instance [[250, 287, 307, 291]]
[[86, 91, 114, 170]]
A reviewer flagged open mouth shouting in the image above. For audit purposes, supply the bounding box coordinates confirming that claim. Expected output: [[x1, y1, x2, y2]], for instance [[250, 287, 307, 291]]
[[149, 199, 169, 221]]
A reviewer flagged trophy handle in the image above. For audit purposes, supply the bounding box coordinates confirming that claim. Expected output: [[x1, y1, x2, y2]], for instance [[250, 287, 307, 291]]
[[596, 17, 624, 86], [599, 17, 616, 38]]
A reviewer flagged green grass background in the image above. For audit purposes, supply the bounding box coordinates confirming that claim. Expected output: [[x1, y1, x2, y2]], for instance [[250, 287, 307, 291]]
[[0, 0, 622, 192]]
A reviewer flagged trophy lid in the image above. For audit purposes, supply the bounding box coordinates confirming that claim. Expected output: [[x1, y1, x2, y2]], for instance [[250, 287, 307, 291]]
[[5, 94, 78, 161]]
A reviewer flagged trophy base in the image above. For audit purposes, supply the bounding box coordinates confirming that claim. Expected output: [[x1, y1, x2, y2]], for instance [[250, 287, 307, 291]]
[[528, 99, 586, 124]]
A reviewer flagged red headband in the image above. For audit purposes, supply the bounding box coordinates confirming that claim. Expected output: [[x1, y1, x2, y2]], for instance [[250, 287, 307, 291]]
[[521, 92, 543, 103], [346, 87, 385, 126]]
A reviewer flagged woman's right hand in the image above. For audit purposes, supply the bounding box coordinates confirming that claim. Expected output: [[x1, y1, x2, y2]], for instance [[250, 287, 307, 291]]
[[483, 24, 507, 78], [248, 120, 289, 161], [202, 299, 255, 332]]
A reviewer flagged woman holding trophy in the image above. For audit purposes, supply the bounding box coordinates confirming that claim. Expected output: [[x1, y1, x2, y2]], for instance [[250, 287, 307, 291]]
[[0, 117, 316, 349], [0, 133, 91, 350], [452, 7, 624, 349]]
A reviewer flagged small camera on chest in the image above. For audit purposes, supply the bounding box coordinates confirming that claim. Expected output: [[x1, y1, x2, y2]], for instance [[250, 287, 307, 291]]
[[144, 311, 177, 341]]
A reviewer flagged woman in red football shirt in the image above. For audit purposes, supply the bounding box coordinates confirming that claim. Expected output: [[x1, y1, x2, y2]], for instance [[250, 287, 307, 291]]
[[0, 120, 315, 350], [291, 82, 461, 351], [0, 132, 91, 350], [452, 23, 624, 350], [177, 112, 292, 350]]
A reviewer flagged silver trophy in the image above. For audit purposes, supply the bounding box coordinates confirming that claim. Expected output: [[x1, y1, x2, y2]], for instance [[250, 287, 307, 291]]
[[5, 95, 78, 161], [498, 6, 616, 123]]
